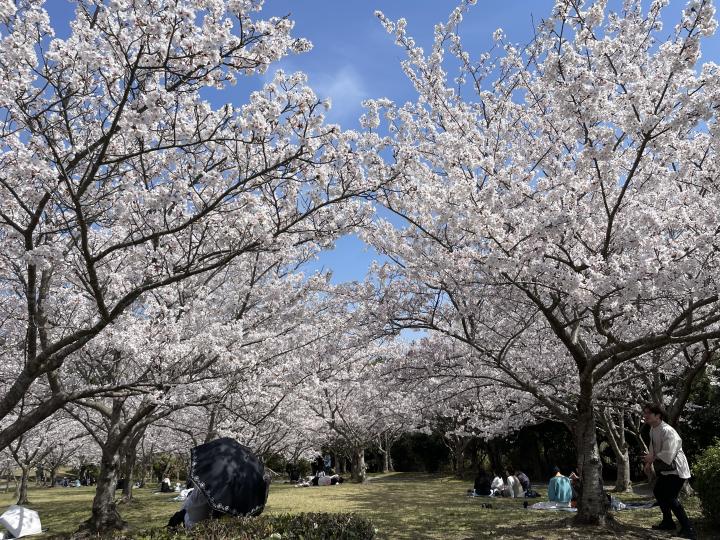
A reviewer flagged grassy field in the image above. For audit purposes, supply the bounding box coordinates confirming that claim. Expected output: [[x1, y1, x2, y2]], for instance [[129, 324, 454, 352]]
[[0, 473, 716, 539]]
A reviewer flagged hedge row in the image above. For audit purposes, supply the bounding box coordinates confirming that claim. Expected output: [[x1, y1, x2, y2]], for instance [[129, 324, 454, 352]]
[[693, 439, 720, 526]]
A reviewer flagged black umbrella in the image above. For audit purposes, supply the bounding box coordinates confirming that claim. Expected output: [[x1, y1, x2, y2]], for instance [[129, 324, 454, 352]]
[[189, 437, 269, 517]]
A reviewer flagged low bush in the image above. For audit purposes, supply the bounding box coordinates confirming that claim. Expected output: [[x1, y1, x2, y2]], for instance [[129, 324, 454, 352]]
[[112, 512, 375, 540], [693, 439, 720, 525]]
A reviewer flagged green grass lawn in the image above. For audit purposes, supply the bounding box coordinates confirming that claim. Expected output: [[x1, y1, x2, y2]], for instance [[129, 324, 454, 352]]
[[0, 473, 716, 539]]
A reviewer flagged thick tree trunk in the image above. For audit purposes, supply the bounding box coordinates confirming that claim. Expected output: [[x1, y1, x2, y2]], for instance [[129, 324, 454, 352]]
[[82, 450, 127, 532], [49, 467, 58, 488], [574, 388, 608, 525], [16, 465, 30, 505], [350, 447, 366, 483]]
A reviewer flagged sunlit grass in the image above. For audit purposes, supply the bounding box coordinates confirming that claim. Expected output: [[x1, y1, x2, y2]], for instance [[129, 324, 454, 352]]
[[0, 485, 177, 538], [0, 473, 714, 539]]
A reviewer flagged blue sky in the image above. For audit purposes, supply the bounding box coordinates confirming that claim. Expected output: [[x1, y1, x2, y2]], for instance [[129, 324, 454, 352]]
[[259, 1, 557, 128], [259, 1, 562, 284], [43, 1, 720, 283], [254, 0, 720, 283]]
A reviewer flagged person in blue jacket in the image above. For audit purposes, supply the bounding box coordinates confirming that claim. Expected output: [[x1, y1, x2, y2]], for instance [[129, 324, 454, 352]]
[[547, 466, 572, 506]]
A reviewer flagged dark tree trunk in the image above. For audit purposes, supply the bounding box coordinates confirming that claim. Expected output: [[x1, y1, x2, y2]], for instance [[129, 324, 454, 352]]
[[121, 429, 144, 502], [82, 449, 127, 532], [49, 467, 58, 488], [487, 438, 504, 475], [78, 398, 140, 534], [350, 447, 366, 483], [16, 465, 30, 505], [161, 459, 172, 482], [452, 437, 467, 479], [379, 449, 389, 474], [121, 452, 135, 502], [574, 385, 608, 525], [204, 403, 220, 444]]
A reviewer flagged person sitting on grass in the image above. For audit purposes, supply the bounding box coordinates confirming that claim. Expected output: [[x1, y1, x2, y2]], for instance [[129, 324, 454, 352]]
[[515, 470, 531, 492], [167, 484, 211, 529], [547, 466, 572, 506], [506, 470, 524, 498], [167, 480, 232, 529], [160, 477, 172, 493], [311, 473, 344, 486], [490, 472, 504, 496]]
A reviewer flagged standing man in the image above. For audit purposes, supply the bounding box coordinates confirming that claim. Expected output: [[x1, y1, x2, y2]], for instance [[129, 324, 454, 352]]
[[642, 403, 696, 540]]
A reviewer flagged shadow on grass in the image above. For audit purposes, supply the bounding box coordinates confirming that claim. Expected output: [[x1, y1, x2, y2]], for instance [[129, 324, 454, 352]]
[[0, 486, 179, 538], [321, 475, 714, 540], [1, 477, 717, 539]]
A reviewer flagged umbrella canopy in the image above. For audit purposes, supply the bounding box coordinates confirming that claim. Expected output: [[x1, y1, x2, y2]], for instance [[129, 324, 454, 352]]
[[189, 437, 268, 517], [0, 505, 42, 538]]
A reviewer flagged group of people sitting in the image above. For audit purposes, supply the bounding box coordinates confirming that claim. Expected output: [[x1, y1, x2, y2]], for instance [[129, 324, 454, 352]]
[[287, 452, 346, 487], [471, 468, 535, 498], [295, 472, 345, 487], [470, 465, 583, 505]]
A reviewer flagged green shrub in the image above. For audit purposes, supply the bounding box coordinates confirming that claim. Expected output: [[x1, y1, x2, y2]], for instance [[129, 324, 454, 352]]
[[111, 513, 375, 540], [693, 439, 720, 525]]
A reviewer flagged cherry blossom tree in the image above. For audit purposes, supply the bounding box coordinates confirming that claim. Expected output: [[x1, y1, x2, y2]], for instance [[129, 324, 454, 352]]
[[0, 0, 375, 450], [291, 318, 417, 483], [388, 330, 545, 477], [7, 414, 86, 504], [41, 425, 90, 489], [65, 245, 362, 531], [362, 0, 720, 523]]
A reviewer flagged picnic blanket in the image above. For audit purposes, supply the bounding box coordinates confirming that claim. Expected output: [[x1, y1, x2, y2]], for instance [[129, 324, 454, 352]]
[[529, 501, 576, 512], [615, 500, 656, 511], [529, 499, 656, 512]]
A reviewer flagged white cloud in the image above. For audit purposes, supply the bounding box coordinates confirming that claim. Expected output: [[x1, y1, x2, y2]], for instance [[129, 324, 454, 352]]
[[259, 62, 368, 128], [312, 66, 368, 127]]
